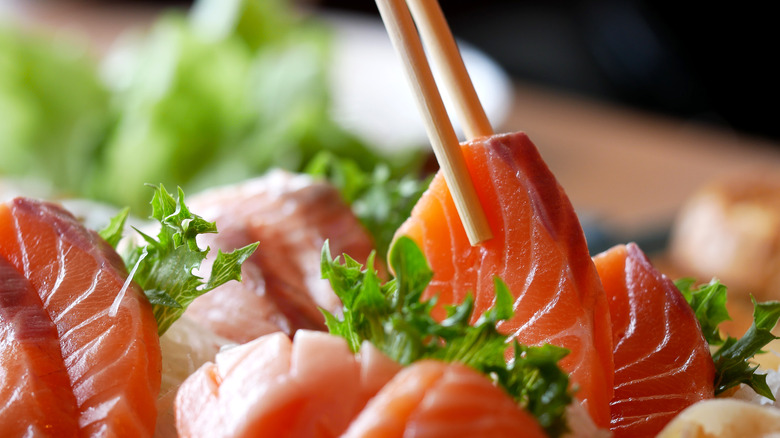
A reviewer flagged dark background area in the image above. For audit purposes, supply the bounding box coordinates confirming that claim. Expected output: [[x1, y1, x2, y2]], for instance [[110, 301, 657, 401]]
[[102, 0, 779, 142], [318, 0, 778, 142]]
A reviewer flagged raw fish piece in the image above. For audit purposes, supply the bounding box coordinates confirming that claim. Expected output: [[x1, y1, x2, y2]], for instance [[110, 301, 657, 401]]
[[175, 330, 401, 438], [342, 360, 547, 438], [593, 243, 715, 437], [394, 132, 613, 427], [185, 170, 376, 343], [1, 255, 80, 437], [0, 198, 161, 437]]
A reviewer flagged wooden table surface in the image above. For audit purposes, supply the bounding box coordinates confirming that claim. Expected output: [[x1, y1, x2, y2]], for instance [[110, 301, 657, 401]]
[[503, 83, 780, 238], [6, 0, 780, 246]]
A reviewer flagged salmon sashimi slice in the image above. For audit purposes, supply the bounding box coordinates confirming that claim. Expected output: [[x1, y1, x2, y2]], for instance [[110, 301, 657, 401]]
[[185, 170, 376, 343], [0, 255, 80, 437], [175, 330, 402, 438], [0, 198, 161, 437], [592, 243, 715, 438], [342, 360, 547, 438], [394, 131, 613, 427]]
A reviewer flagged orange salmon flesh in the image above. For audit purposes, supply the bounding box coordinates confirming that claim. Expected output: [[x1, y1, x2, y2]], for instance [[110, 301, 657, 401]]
[[394, 131, 614, 427], [0, 198, 161, 437]]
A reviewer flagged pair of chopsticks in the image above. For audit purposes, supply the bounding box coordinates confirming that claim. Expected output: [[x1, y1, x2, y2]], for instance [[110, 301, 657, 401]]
[[375, 0, 493, 245]]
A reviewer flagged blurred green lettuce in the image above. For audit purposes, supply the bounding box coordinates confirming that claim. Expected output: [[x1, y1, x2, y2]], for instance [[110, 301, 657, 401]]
[[0, 27, 109, 194], [90, 0, 398, 210], [1, 0, 423, 212]]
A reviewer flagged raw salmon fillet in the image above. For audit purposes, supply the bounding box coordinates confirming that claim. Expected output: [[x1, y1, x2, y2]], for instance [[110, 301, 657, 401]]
[[394, 132, 613, 427], [593, 243, 715, 437], [184, 170, 376, 343], [175, 330, 402, 438], [343, 360, 547, 438], [0, 198, 161, 437], [0, 255, 80, 436]]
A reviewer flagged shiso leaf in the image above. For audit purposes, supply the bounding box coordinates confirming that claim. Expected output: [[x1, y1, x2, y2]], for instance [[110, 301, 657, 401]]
[[677, 278, 780, 400], [99, 206, 130, 247], [322, 236, 573, 437], [104, 184, 257, 335]]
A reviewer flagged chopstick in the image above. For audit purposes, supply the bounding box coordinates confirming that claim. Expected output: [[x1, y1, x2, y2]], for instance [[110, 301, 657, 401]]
[[405, 0, 493, 140], [375, 0, 493, 245]]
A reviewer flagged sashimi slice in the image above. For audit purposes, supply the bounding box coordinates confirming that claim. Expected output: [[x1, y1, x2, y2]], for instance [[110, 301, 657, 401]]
[[342, 360, 547, 438], [174, 330, 402, 438], [592, 243, 715, 438], [185, 171, 376, 343], [0, 255, 80, 437], [0, 198, 161, 437], [394, 132, 613, 427]]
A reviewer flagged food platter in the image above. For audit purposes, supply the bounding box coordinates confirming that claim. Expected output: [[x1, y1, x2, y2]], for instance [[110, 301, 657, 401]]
[[4, 1, 780, 437]]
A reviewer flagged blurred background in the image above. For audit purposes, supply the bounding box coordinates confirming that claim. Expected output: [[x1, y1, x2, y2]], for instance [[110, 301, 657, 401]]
[[2, 0, 780, 267], [326, 0, 779, 142], [7, 0, 775, 140], [4, 0, 780, 338]]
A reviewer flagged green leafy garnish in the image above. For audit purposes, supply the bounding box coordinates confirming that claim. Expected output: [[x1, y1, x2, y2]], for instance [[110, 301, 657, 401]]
[[0, 26, 109, 193], [676, 278, 731, 346], [103, 185, 257, 335], [84, 0, 420, 212], [2, 0, 425, 213], [306, 153, 429, 258], [98, 207, 130, 248], [322, 236, 573, 437], [498, 343, 573, 438], [677, 279, 780, 399]]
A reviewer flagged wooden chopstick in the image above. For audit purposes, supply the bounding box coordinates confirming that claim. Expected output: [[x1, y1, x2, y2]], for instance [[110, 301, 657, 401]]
[[375, 0, 492, 245], [405, 0, 493, 140]]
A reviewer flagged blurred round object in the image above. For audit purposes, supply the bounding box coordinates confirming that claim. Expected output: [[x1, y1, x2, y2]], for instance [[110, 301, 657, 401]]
[[669, 175, 780, 299], [657, 398, 780, 438], [323, 12, 513, 154]]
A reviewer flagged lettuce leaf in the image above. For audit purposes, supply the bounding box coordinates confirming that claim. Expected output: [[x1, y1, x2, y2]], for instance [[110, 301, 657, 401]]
[[0, 27, 108, 193], [88, 0, 400, 212], [2, 0, 417, 213]]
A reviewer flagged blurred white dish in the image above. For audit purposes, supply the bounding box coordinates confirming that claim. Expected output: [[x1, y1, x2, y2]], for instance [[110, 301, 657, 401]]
[[323, 12, 513, 155]]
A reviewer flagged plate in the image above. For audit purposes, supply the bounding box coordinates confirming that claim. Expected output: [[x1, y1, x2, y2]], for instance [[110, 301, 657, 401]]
[[323, 12, 513, 154]]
